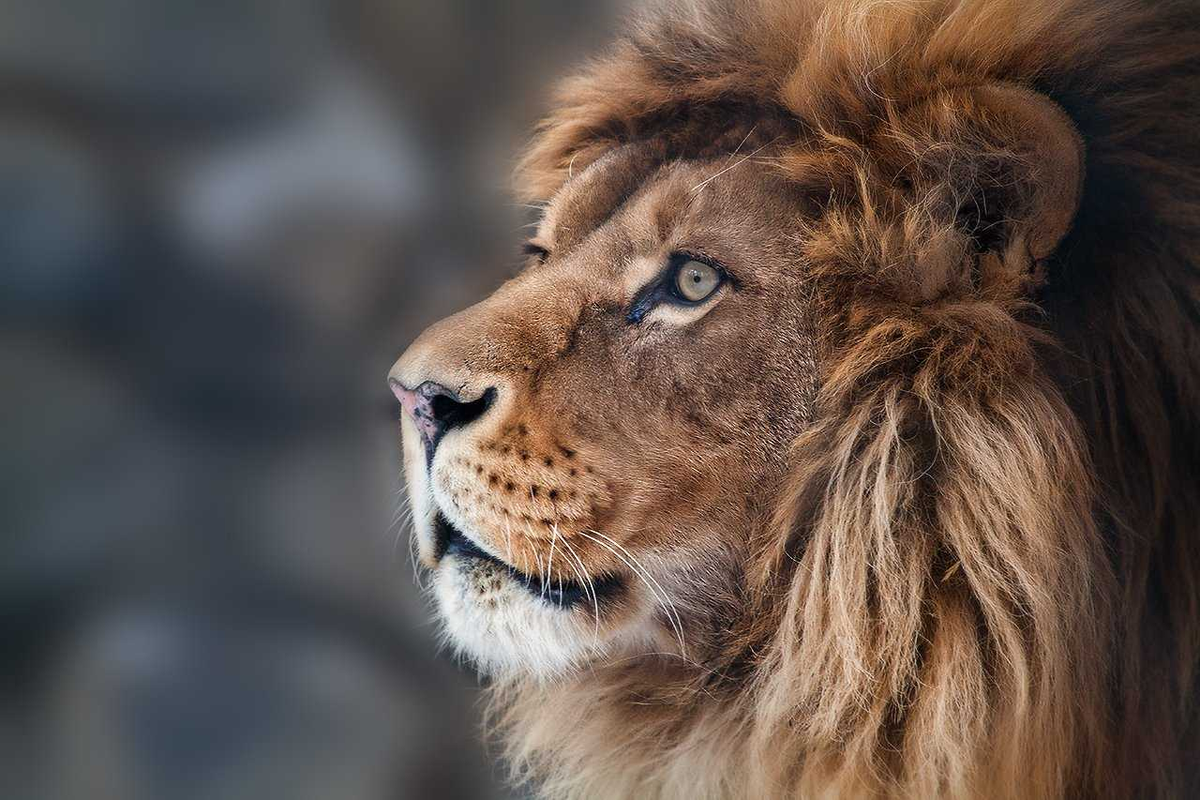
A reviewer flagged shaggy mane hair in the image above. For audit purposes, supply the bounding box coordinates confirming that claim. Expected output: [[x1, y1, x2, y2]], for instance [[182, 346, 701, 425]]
[[498, 1, 1200, 797]]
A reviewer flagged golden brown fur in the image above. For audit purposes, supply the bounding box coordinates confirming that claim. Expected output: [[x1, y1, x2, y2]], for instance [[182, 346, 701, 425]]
[[391, 0, 1200, 796]]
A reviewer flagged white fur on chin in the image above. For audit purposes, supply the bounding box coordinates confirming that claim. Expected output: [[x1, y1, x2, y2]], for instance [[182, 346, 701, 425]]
[[433, 553, 614, 678]]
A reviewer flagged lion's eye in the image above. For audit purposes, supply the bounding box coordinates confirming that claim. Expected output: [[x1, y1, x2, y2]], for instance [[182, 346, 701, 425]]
[[626, 253, 729, 323], [672, 259, 722, 302]]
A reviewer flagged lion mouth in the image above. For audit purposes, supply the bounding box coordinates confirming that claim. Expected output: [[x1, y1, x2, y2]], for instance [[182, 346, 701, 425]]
[[434, 512, 622, 609]]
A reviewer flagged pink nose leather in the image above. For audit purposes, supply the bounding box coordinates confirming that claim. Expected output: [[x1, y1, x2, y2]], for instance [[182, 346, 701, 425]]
[[390, 380, 442, 444]]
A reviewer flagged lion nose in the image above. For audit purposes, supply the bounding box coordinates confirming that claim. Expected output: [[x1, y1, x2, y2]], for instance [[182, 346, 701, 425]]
[[390, 379, 496, 449]]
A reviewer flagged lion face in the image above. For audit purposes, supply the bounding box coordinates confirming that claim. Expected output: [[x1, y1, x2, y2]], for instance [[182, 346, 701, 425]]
[[390, 150, 819, 675]]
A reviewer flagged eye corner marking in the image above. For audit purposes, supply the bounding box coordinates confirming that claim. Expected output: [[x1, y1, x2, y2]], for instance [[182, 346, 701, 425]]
[[523, 241, 550, 263]]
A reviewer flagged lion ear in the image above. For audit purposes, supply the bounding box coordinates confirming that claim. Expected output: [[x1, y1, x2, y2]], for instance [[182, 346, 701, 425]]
[[974, 85, 1085, 263], [897, 83, 1084, 302]]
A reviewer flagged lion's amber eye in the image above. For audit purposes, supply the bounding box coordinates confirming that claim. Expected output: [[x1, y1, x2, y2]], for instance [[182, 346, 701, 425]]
[[626, 254, 729, 323], [674, 260, 721, 302]]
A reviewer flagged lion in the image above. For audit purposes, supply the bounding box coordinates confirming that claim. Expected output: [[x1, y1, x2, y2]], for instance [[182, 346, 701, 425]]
[[388, 1, 1200, 797]]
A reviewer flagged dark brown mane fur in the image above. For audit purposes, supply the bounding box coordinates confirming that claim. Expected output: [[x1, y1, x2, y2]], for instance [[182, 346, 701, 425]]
[[503, 1, 1200, 796]]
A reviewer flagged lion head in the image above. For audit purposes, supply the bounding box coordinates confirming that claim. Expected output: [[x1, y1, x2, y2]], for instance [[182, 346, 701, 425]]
[[392, 144, 820, 674], [390, 1, 1200, 797]]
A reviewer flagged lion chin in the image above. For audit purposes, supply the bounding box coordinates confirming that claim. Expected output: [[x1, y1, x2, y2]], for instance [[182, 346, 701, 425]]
[[389, 1, 1200, 797], [430, 512, 640, 677]]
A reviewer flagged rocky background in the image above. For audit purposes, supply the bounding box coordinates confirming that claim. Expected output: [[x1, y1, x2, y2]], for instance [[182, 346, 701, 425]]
[[1, 2, 626, 797]]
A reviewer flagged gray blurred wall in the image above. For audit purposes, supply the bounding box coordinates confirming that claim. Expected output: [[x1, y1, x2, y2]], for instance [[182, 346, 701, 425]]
[[0, 2, 627, 798]]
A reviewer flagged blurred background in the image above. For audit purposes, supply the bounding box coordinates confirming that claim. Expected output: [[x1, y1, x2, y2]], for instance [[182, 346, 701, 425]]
[[1, 2, 630, 797]]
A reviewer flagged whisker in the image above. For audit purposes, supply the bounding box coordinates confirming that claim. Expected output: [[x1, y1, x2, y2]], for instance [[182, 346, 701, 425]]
[[576, 529, 687, 658], [543, 492, 559, 588], [549, 529, 562, 598], [560, 533, 601, 639], [690, 137, 780, 193], [531, 538, 547, 600], [580, 530, 686, 657], [724, 123, 757, 164], [386, 493, 424, 589], [503, 517, 516, 566], [410, 536, 425, 590], [580, 528, 680, 623]]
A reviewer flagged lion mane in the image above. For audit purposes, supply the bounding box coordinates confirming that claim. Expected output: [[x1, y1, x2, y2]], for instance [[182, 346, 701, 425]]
[[487, 1, 1200, 797]]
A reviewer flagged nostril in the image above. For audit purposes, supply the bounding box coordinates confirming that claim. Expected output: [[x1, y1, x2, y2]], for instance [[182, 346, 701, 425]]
[[428, 386, 495, 431]]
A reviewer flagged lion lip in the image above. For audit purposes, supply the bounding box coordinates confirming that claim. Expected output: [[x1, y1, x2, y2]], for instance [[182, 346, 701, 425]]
[[434, 512, 621, 608]]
